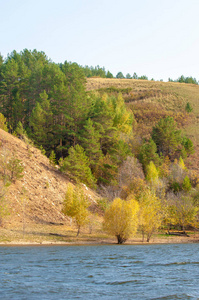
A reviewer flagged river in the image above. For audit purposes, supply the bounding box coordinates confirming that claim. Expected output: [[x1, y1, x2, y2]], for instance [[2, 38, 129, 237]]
[[0, 244, 199, 299]]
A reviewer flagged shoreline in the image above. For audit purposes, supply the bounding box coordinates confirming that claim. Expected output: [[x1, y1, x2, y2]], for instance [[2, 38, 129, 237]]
[[1, 235, 199, 246]]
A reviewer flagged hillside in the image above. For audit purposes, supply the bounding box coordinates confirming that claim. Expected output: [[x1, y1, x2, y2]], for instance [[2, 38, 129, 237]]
[[1, 77, 199, 244], [0, 129, 102, 243], [87, 78, 199, 173]]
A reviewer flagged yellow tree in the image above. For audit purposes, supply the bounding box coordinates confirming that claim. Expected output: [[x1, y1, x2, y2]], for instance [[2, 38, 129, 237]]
[[146, 161, 159, 185], [139, 191, 162, 242], [165, 193, 198, 233], [146, 161, 166, 199], [62, 183, 89, 236], [0, 113, 8, 132], [103, 197, 139, 244]]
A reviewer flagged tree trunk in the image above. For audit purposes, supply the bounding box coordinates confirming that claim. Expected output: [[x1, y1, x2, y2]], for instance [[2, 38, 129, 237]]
[[116, 235, 126, 244], [142, 232, 145, 242], [76, 225, 80, 237], [147, 233, 152, 242]]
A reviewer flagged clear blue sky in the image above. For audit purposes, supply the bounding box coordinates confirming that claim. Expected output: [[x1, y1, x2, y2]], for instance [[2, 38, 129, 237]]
[[1, 0, 199, 81]]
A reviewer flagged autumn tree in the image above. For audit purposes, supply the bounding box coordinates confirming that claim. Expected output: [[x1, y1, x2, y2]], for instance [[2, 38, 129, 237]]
[[165, 192, 198, 232], [62, 183, 89, 236], [109, 93, 134, 135], [103, 197, 139, 244], [146, 161, 159, 185], [0, 113, 8, 132], [138, 191, 162, 242], [117, 156, 145, 200]]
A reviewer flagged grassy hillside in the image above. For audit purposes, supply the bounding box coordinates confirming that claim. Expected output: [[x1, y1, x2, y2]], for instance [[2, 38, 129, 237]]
[[0, 129, 104, 243], [87, 78, 199, 173]]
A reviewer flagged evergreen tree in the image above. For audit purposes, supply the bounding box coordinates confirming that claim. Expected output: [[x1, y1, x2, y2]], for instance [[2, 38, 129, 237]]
[[185, 102, 193, 113], [132, 72, 138, 79], [81, 118, 103, 172], [126, 73, 132, 79], [60, 61, 91, 147], [106, 71, 113, 78], [116, 72, 125, 79], [181, 137, 194, 157], [29, 90, 53, 153], [49, 150, 57, 166], [60, 144, 96, 188], [139, 138, 160, 171], [152, 117, 182, 159]]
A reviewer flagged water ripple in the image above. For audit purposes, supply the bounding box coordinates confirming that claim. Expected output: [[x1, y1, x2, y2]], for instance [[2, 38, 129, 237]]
[[0, 244, 199, 299]]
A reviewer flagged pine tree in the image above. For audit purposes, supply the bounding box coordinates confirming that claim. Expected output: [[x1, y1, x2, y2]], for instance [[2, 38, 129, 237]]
[[152, 116, 182, 159], [30, 90, 53, 154], [139, 138, 160, 171], [60, 144, 96, 188], [49, 150, 56, 166], [81, 118, 103, 172], [185, 102, 193, 113], [60, 61, 91, 147]]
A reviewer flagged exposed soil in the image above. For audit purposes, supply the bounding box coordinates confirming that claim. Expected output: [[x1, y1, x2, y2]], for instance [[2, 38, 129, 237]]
[[0, 129, 101, 243]]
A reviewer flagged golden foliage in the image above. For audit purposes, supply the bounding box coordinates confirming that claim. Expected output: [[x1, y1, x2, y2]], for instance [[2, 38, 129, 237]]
[[62, 183, 89, 236], [0, 113, 8, 132], [139, 191, 162, 242], [103, 197, 139, 244], [165, 194, 198, 231]]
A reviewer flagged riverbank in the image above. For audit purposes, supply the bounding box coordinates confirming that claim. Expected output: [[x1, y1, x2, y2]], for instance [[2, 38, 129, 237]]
[[1, 231, 199, 246], [1, 219, 199, 246]]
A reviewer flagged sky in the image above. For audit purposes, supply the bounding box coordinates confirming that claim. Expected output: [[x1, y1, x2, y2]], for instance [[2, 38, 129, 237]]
[[1, 0, 199, 81]]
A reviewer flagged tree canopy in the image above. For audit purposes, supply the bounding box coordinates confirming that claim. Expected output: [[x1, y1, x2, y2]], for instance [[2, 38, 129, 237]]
[[103, 197, 139, 244]]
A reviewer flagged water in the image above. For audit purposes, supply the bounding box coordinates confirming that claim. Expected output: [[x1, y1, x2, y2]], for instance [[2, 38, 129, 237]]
[[0, 244, 199, 299]]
